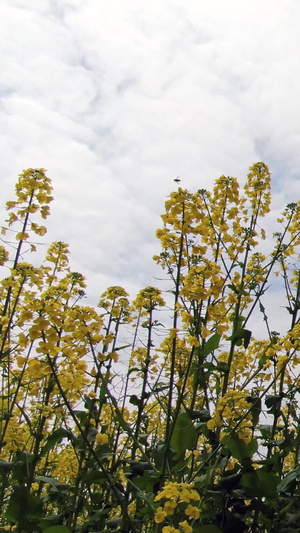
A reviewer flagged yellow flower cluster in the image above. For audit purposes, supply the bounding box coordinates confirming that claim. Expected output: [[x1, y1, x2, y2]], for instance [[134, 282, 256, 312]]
[[5, 168, 53, 237], [95, 432, 109, 445], [98, 286, 130, 321], [154, 482, 201, 530], [133, 286, 165, 311], [207, 391, 253, 442], [243, 162, 271, 216], [181, 261, 225, 302], [155, 482, 200, 503], [4, 164, 300, 530]]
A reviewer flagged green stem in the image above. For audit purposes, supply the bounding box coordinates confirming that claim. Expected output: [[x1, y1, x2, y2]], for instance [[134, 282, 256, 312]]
[[161, 205, 185, 486]]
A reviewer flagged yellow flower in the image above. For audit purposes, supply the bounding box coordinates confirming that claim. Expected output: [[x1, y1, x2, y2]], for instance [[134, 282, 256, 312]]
[[164, 500, 177, 515], [225, 457, 237, 471], [155, 507, 167, 523], [265, 348, 276, 357], [95, 433, 109, 445], [179, 486, 200, 503], [16, 232, 29, 240], [277, 355, 288, 372], [128, 501, 136, 515], [186, 335, 200, 347], [155, 482, 180, 501], [179, 521, 193, 533], [162, 527, 180, 533], [185, 504, 200, 520], [103, 333, 115, 344], [110, 351, 119, 362], [201, 327, 211, 339], [192, 245, 207, 255], [169, 328, 178, 339]]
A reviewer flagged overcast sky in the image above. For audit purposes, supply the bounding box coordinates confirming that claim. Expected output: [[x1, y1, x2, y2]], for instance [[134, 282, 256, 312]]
[[1, 0, 300, 325]]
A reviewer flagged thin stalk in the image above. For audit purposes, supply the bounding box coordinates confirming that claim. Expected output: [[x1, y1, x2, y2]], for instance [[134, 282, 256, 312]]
[[44, 351, 138, 533], [160, 205, 185, 486], [131, 306, 153, 459], [0, 189, 35, 338], [0, 340, 34, 451]]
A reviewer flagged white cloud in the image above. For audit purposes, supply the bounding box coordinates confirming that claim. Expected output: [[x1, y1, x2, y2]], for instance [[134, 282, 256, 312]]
[[0, 0, 300, 323]]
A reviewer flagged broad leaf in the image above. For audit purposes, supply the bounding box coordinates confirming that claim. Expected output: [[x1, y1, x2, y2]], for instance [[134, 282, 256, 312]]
[[227, 328, 252, 348], [6, 486, 44, 522], [44, 526, 71, 533], [241, 469, 279, 500], [277, 468, 300, 493], [170, 412, 197, 454], [40, 428, 73, 457], [265, 394, 281, 409], [203, 333, 221, 357], [222, 433, 257, 461]]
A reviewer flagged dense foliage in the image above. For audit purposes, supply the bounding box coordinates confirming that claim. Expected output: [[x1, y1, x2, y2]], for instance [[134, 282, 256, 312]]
[[1, 165, 300, 532]]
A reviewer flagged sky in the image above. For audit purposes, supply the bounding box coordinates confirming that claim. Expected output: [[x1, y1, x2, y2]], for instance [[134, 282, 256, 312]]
[[1, 0, 300, 328]]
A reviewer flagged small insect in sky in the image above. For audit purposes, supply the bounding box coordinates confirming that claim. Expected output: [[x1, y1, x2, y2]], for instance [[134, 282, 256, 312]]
[[174, 176, 181, 183]]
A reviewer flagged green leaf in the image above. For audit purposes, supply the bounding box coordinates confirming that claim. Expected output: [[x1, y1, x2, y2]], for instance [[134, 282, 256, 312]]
[[240, 472, 259, 498], [227, 328, 251, 348], [195, 422, 210, 437], [106, 519, 122, 529], [241, 469, 279, 500], [243, 329, 252, 349], [191, 409, 210, 421], [278, 435, 296, 456], [194, 526, 222, 533], [72, 410, 89, 424], [0, 348, 11, 361], [265, 394, 281, 409], [202, 362, 217, 371], [215, 361, 228, 372], [277, 468, 300, 493], [130, 471, 158, 494], [170, 412, 197, 455], [11, 451, 34, 483], [151, 383, 169, 394], [153, 443, 167, 470], [129, 394, 142, 406], [39, 514, 63, 531], [78, 508, 111, 530], [203, 333, 221, 357], [227, 283, 240, 294], [0, 460, 13, 475], [258, 353, 268, 369], [246, 396, 261, 428], [259, 424, 272, 439], [0, 412, 14, 421], [114, 343, 131, 351], [40, 428, 73, 457], [44, 526, 71, 533], [219, 472, 242, 491], [222, 433, 258, 461], [127, 366, 140, 374], [6, 486, 44, 522], [35, 475, 61, 488], [127, 461, 153, 477], [82, 470, 105, 486], [257, 469, 279, 500], [94, 442, 111, 462]]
